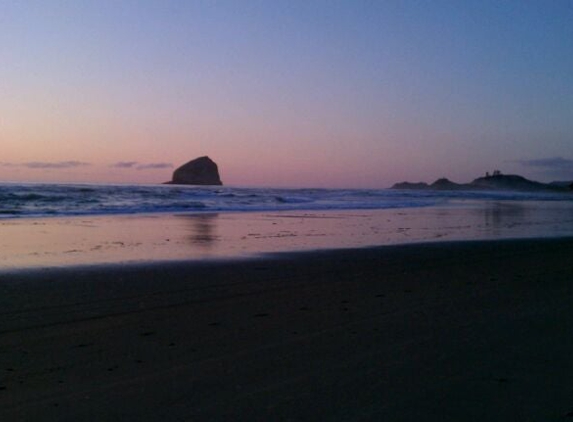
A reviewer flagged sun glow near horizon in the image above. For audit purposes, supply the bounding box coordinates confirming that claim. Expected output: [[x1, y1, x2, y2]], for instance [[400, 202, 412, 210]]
[[1, 1, 572, 188]]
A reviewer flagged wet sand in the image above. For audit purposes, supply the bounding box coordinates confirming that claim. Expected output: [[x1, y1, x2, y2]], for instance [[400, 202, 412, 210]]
[[2, 203, 573, 269], [1, 238, 573, 420]]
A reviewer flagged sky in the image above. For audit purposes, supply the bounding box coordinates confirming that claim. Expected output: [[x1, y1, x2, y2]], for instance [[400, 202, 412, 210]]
[[1, 0, 572, 188]]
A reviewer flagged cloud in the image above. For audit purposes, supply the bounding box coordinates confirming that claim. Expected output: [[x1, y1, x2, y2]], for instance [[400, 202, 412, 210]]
[[21, 161, 91, 169], [108, 161, 173, 170], [0, 162, 16, 167], [136, 163, 173, 170], [110, 161, 138, 169], [515, 157, 573, 169], [512, 156, 573, 181]]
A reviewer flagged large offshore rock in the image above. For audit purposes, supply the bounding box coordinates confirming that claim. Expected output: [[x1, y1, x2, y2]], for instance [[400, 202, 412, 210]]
[[167, 156, 223, 186]]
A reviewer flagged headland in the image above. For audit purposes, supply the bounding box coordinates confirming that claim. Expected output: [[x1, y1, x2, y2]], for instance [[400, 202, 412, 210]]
[[393, 171, 573, 192]]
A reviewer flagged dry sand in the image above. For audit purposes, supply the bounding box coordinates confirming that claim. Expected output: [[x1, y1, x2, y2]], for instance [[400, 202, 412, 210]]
[[1, 238, 573, 421]]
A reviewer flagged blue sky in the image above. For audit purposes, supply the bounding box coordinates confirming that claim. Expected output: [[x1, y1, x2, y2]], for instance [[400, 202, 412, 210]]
[[1, 1, 572, 186]]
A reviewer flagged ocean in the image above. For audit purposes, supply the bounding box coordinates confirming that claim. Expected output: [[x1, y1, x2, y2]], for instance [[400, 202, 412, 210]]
[[0, 182, 571, 219]]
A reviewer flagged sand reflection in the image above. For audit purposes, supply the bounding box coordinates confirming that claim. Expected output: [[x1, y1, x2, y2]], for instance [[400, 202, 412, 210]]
[[482, 201, 527, 233], [2, 202, 573, 270], [180, 213, 219, 249]]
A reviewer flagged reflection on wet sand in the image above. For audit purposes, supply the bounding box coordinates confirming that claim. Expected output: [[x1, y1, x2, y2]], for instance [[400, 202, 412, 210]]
[[179, 213, 219, 249], [1, 202, 573, 270], [481, 202, 528, 233]]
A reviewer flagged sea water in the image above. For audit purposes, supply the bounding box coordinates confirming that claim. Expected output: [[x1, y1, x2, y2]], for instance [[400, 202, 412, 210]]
[[0, 182, 571, 219], [1, 182, 573, 268]]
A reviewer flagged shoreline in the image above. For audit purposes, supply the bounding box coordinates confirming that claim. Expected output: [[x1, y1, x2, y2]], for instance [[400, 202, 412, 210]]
[[2, 202, 573, 270], [2, 234, 573, 276], [1, 237, 573, 420]]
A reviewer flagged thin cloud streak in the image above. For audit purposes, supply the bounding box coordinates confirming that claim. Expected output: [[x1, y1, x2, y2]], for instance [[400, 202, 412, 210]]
[[136, 163, 173, 170], [512, 156, 573, 181], [8, 161, 92, 169], [110, 161, 139, 169], [23, 161, 91, 169], [1, 161, 171, 171], [515, 157, 573, 169]]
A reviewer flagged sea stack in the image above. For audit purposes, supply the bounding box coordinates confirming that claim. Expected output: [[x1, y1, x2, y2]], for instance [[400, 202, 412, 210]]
[[167, 156, 223, 186]]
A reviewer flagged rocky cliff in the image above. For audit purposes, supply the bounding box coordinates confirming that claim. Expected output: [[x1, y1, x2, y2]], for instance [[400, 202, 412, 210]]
[[166, 156, 223, 186]]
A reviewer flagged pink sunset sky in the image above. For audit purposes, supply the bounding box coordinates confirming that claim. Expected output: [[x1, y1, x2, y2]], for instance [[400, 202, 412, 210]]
[[1, 1, 572, 188]]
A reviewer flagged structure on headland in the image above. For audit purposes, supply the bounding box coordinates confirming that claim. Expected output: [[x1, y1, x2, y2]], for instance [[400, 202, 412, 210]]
[[165, 156, 223, 186], [485, 170, 502, 178]]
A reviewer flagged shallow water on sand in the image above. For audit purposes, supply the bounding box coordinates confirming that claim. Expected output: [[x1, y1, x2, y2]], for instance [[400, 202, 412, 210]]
[[1, 200, 573, 269]]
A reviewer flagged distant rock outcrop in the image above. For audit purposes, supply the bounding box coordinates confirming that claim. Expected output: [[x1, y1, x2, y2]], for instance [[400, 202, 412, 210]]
[[470, 174, 549, 191], [166, 156, 222, 186], [392, 172, 571, 193], [429, 178, 465, 190], [392, 181, 429, 190], [550, 180, 573, 190]]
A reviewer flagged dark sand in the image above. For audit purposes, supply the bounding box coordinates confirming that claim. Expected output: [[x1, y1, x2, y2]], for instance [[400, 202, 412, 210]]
[[1, 238, 573, 421]]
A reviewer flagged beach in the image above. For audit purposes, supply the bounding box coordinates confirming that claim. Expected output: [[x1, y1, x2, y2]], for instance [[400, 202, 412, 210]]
[[4, 0, 573, 419], [1, 233, 573, 420], [2, 201, 573, 269]]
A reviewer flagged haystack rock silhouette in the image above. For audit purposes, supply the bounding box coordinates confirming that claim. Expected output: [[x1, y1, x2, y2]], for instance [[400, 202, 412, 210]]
[[166, 156, 223, 186]]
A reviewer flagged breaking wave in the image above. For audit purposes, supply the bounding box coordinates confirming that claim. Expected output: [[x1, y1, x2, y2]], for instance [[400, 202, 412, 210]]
[[0, 182, 570, 218]]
